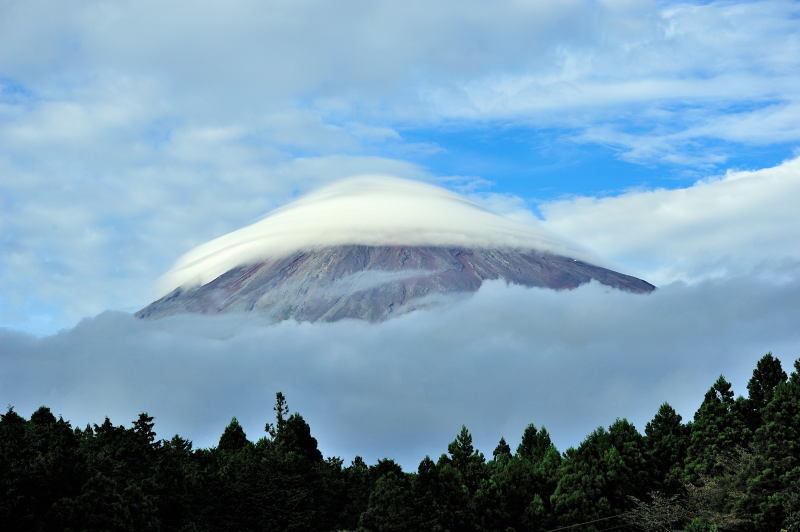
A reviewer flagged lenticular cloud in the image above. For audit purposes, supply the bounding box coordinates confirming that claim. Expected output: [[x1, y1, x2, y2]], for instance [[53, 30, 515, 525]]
[[159, 175, 587, 294]]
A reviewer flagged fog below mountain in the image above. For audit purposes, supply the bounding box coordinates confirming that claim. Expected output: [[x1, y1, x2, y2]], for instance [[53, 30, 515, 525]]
[[4, 270, 799, 469]]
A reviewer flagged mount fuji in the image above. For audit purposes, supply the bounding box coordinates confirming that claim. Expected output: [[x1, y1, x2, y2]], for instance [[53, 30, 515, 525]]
[[137, 176, 654, 322]]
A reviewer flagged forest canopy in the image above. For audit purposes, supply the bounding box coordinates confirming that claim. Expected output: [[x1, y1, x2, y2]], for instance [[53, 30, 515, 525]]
[[2, 353, 799, 531]]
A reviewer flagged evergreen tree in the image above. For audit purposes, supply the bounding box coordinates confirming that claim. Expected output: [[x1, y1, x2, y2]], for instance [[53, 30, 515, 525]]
[[552, 431, 613, 526], [154, 435, 199, 531], [645, 402, 689, 493], [477, 447, 560, 531], [473, 475, 512, 531], [744, 353, 787, 431], [0, 407, 33, 530], [552, 419, 648, 527], [358, 472, 415, 532], [217, 416, 249, 452], [265, 391, 289, 438], [132, 412, 158, 447], [371, 458, 403, 481], [265, 392, 322, 462], [685, 375, 749, 480], [26, 407, 81, 529], [743, 357, 800, 530], [443, 425, 486, 495], [339, 456, 372, 530], [516, 424, 561, 527], [433, 462, 476, 531], [57, 471, 160, 532], [517, 424, 553, 462], [5, 368, 800, 532], [54, 414, 162, 532], [492, 437, 512, 462], [275, 413, 323, 461], [411, 456, 441, 530]]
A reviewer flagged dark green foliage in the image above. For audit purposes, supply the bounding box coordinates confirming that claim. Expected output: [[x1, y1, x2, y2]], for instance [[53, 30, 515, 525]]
[[371, 457, 403, 480], [551, 418, 649, 527], [265, 390, 289, 438], [409, 456, 446, 530], [475, 426, 561, 531], [358, 472, 415, 532], [741, 356, 800, 530], [645, 402, 689, 492], [217, 417, 249, 452], [492, 437, 512, 461], [685, 375, 749, 480], [3, 355, 800, 531], [517, 424, 553, 462], [742, 353, 787, 432], [263, 393, 320, 462], [442, 425, 486, 494], [1, 406, 82, 531], [430, 460, 476, 531], [339, 456, 372, 530], [747, 353, 787, 410]]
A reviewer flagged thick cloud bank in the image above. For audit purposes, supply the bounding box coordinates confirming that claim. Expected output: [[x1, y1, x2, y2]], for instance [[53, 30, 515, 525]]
[[3, 272, 798, 469], [542, 156, 800, 285], [160, 175, 588, 294]]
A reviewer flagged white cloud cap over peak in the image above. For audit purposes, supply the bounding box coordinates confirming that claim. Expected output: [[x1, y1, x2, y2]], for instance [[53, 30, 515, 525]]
[[160, 175, 589, 294]]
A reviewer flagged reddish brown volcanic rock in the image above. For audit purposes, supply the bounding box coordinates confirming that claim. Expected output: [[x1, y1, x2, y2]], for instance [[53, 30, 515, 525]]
[[137, 245, 654, 322]]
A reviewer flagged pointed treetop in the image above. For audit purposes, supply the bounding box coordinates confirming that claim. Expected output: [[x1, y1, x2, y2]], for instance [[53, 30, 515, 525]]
[[448, 425, 481, 466], [645, 402, 683, 438], [701, 375, 735, 407], [1, 406, 25, 425], [132, 412, 157, 444], [30, 406, 56, 425], [517, 424, 553, 462], [266, 391, 290, 438], [218, 416, 249, 452], [493, 437, 512, 460], [417, 455, 436, 477], [747, 353, 787, 409]]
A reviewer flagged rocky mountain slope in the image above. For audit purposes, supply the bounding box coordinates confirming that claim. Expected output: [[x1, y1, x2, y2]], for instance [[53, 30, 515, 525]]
[[137, 245, 654, 322]]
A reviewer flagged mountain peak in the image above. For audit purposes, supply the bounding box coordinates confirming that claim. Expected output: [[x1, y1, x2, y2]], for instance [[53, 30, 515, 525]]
[[158, 175, 591, 295], [139, 176, 654, 323], [138, 245, 654, 323]]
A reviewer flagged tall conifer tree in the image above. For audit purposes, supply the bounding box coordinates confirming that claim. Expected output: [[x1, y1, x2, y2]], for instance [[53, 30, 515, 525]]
[[685, 375, 749, 480], [645, 402, 689, 492]]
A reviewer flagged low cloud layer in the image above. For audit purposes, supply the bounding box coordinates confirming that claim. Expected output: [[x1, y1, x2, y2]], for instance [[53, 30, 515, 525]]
[[3, 273, 798, 469]]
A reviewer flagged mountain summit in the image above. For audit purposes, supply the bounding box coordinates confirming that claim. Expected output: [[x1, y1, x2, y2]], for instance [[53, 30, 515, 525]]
[[137, 176, 654, 322]]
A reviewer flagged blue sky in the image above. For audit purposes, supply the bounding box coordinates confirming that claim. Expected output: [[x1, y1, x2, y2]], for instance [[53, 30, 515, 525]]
[[2, 0, 800, 462], [401, 123, 797, 198]]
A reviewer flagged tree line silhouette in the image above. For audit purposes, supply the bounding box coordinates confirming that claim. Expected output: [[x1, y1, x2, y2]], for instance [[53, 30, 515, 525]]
[[1, 353, 799, 531]]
